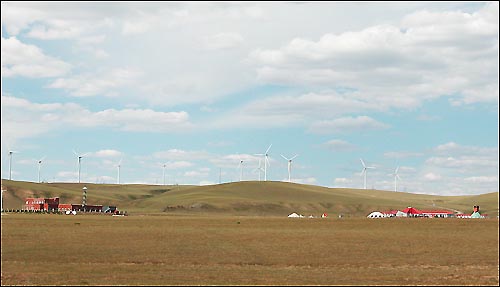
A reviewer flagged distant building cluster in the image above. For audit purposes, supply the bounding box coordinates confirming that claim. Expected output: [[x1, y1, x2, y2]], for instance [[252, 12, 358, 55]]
[[24, 197, 117, 214], [367, 206, 487, 218]]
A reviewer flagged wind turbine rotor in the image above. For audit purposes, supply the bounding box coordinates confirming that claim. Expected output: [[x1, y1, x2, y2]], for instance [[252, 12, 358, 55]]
[[265, 144, 272, 155]]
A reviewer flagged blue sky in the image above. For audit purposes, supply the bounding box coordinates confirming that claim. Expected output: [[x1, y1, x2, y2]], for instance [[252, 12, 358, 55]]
[[1, 2, 498, 195]]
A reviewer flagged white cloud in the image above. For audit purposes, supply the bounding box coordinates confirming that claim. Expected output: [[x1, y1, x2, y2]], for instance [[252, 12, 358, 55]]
[[153, 149, 211, 161], [163, 161, 193, 169], [1, 2, 115, 39], [202, 32, 244, 50], [209, 153, 261, 168], [249, 3, 498, 107], [47, 67, 142, 97], [384, 151, 425, 159], [426, 156, 498, 169], [184, 170, 209, 178], [309, 116, 390, 134], [424, 172, 442, 181], [335, 177, 351, 183], [433, 142, 498, 156], [209, 92, 383, 130], [92, 149, 123, 158], [322, 139, 357, 152], [464, 176, 498, 183], [56, 171, 79, 181], [1, 37, 71, 78], [1, 95, 195, 143]]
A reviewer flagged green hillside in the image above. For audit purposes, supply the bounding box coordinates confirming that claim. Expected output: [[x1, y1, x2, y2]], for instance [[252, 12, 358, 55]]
[[1, 179, 498, 217]]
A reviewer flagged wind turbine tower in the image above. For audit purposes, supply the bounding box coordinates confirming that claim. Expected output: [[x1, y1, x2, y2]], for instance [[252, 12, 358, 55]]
[[390, 166, 401, 192], [254, 158, 264, 181], [116, 159, 122, 184], [37, 156, 46, 183], [360, 158, 375, 190], [162, 163, 167, 185], [237, 156, 244, 181], [255, 144, 272, 181], [281, 154, 298, 182], [73, 150, 89, 183], [8, 150, 17, 180]]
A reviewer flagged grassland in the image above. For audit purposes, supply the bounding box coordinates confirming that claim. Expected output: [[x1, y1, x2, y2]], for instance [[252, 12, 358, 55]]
[[1, 179, 498, 217], [1, 213, 498, 285]]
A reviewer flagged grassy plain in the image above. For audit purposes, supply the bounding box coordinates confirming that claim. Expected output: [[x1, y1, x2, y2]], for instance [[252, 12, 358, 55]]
[[1, 213, 498, 285]]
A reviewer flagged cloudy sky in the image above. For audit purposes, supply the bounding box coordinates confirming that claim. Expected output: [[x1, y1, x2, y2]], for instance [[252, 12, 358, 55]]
[[1, 2, 498, 195]]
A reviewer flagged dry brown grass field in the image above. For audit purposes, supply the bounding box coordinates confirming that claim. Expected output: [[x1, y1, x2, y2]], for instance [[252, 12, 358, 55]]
[[1, 213, 498, 286]]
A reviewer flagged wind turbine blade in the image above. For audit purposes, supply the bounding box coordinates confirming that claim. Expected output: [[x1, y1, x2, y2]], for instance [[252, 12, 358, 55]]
[[290, 154, 299, 160], [281, 154, 288, 160], [118, 158, 123, 166], [265, 144, 272, 154], [254, 153, 264, 156], [395, 166, 399, 174], [397, 175, 401, 180], [266, 156, 270, 167], [81, 152, 90, 157], [39, 156, 46, 162], [73, 149, 79, 156], [360, 158, 366, 168]]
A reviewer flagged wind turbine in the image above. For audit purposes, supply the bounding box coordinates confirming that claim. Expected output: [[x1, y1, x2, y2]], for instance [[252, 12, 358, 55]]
[[281, 154, 298, 182], [37, 156, 46, 183], [116, 159, 122, 184], [237, 156, 244, 181], [162, 163, 167, 185], [73, 150, 89, 183], [360, 158, 375, 190], [253, 157, 264, 181], [255, 144, 272, 181], [389, 166, 401, 192], [8, 150, 19, 180]]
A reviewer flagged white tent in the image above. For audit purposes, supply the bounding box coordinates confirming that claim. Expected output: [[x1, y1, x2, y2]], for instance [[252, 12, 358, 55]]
[[367, 211, 385, 218], [288, 212, 304, 218]]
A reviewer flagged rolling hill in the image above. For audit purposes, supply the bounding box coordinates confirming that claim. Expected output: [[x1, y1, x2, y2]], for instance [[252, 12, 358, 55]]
[[1, 179, 498, 217]]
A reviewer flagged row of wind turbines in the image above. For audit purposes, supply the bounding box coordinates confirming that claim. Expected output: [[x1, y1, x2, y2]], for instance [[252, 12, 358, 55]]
[[6, 146, 402, 191], [236, 144, 298, 183], [236, 145, 402, 192], [360, 158, 401, 192]]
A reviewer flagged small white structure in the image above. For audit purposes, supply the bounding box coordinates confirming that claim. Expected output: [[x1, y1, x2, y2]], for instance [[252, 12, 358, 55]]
[[395, 210, 407, 217], [288, 212, 304, 218], [367, 211, 385, 218]]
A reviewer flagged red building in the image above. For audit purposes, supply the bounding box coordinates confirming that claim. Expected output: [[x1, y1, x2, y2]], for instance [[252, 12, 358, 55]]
[[24, 197, 103, 213], [25, 197, 60, 212]]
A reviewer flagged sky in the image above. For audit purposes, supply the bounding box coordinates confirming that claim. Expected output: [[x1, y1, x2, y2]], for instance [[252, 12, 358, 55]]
[[1, 1, 498, 196]]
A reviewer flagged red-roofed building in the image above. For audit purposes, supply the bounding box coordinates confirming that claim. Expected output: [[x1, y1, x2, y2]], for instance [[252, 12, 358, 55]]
[[401, 206, 424, 217]]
